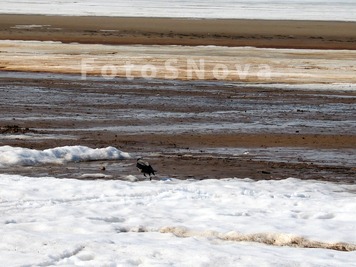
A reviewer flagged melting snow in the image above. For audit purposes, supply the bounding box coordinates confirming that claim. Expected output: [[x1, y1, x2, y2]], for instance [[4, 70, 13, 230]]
[[0, 175, 355, 266], [0, 145, 130, 167]]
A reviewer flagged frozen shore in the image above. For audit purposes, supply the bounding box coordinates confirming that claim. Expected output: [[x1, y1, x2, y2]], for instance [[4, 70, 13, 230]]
[[1, 0, 356, 21]]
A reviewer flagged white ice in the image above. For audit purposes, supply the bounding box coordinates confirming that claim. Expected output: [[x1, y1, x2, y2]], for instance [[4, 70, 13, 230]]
[[0, 145, 130, 167], [0, 174, 356, 266], [0, 0, 355, 21]]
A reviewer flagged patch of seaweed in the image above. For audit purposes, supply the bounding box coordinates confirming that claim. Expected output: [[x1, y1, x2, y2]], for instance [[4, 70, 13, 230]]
[[0, 125, 38, 134]]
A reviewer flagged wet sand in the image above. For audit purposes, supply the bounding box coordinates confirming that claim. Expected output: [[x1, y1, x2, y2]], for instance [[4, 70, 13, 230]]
[[1, 73, 355, 182], [1, 15, 356, 49]]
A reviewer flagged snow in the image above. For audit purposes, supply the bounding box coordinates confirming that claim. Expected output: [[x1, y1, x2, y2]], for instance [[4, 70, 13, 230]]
[[0, 145, 130, 167], [0, 0, 355, 21], [0, 174, 356, 266]]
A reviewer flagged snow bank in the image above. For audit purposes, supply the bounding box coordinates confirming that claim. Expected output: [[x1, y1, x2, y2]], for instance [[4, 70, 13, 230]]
[[0, 175, 355, 266], [0, 145, 130, 167]]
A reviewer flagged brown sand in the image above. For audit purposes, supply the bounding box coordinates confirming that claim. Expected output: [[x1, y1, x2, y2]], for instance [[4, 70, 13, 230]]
[[1, 15, 356, 49]]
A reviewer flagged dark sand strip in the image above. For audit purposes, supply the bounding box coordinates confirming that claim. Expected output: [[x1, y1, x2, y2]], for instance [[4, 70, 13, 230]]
[[1, 15, 356, 49]]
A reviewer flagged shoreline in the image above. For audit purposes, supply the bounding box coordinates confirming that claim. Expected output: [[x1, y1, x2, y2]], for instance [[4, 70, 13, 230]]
[[1, 14, 356, 49]]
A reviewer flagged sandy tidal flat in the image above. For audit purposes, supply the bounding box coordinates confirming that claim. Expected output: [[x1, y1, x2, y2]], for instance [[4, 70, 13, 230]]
[[1, 40, 356, 83], [1, 15, 356, 83]]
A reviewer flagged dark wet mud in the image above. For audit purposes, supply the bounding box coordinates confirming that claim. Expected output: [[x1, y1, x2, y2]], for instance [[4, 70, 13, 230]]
[[1, 72, 355, 182]]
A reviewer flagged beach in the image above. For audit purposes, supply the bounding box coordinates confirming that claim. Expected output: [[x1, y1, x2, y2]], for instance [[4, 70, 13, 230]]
[[1, 9, 356, 266]]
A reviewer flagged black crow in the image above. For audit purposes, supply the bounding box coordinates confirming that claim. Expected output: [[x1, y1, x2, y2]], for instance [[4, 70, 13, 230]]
[[136, 158, 156, 180]]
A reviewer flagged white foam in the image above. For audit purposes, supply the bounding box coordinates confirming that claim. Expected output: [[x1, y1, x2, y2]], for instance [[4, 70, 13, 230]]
[[0, 145, 130, 167], [0, 175, 355, 266]]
